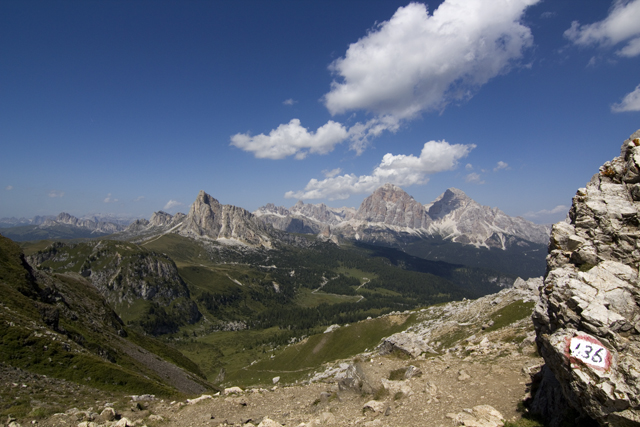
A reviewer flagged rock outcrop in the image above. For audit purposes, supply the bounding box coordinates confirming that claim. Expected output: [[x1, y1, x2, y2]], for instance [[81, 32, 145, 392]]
[[532, 130, 640, 426], [27, 240, 202, 334], [179, 191, 275, 247]]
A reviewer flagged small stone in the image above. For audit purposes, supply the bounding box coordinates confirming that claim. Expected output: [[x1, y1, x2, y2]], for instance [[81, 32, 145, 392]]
[[458, 370, 471, 381], [100, 408, 117, 422], [363, 400, 386, 413], [257, 418, 282, 427]]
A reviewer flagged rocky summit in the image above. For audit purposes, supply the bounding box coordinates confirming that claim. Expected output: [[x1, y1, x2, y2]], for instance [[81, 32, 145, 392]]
[[532, 130, 640, 426], [354, 183, 431, 229], [179, 190, 274, 247], [120, 191, 280, 247], [256, 184, 550, 251]]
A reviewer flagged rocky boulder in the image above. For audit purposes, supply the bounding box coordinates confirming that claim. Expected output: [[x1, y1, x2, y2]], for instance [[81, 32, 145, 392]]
[[531, 130, 640, 426]]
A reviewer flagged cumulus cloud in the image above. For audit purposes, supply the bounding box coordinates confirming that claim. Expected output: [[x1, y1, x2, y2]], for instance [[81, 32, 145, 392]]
[[5, 185, 13, 191], [164, 200, 183, 210], [324, 0, 539, 120], [564, 0, 640, 57], [523, 204, 569, 219], [103, 193, 118, 203], [230, 119, 349, 159], [283, 98, 297, 106], [493, 161, 510, 172], [231, 0, 538, 159], [48, 190, 64, 198], [612, 84, 640, 112], [465, 172, 485, 184], [285, 140, 474, 200]]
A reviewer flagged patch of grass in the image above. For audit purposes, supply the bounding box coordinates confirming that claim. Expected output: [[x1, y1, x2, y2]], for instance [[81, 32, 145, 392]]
[[388, 368, 407, 381], [484, 300, 536, 333], [438, 327, 474, 349], [578, 263, 596, 272], [226, 314, 418, 387], [503, 416, 544, 427], [335, 266, 377, 283], [393, 391, 404, 400], [294, 287, 361, 308], [373, 387, 389, 401]]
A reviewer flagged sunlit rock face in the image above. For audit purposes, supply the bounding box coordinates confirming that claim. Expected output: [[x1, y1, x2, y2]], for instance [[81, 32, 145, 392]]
[[179, 190, 274, 247], [532, 130, 640, 427]]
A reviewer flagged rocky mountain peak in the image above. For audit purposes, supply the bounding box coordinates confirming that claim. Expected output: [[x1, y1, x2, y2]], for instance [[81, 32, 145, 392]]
[[179, 190, 273, 247], [149, 211, 174, 227], [254, 203, 290, 217], [355, 184, 430, 229], [427, 188, 473, 219], [56, 212, 76, 224]]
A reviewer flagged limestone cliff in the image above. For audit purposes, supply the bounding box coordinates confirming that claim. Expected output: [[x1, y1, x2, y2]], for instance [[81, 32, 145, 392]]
[[179, 190, 274, 247], [355, 183, 431, 229], [531, 130, 640, 426]]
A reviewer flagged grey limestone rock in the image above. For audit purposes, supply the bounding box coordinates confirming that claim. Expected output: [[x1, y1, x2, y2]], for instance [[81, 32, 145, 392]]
[[532, 130, 640, 426], [179, 190, 275, 247]]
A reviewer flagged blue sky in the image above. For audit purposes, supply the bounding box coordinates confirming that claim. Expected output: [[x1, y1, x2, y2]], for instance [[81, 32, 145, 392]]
[[1, 0, 640, 224]]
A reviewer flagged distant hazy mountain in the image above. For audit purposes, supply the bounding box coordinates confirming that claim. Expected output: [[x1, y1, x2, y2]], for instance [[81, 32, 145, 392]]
[[0, 215, 54, 228], [0, 212, 130, 241]]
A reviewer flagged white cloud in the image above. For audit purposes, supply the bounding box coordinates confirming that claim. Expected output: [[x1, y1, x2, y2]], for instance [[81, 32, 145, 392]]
[[324, 0, 538, 120], [523, 205, 569, 219], [285, 140, 474, 200], [612, 84, 640, 112], [493, 161, 510, 172], [230, 119, 349, 159], [104, 193, 118, 203], [231, 0, 537, 159], [465, 164, 474, 171], [283, 98, 297, 106], [5, 185, 13, 191], [164, 200, 183, 210], [465, 172, 485, 184], [48, 190, 64, 198], [133, 196, 145, 202], [564, 0, 640, 57], [322, 168, 342, 178]]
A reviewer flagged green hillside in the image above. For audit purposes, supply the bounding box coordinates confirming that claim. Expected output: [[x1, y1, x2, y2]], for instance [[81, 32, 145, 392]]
[[10, 230, 520, 391], [0, 235, 214, 418]]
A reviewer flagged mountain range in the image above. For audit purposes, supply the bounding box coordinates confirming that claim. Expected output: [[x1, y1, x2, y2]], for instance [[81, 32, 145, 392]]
[[0, 185, 552, 278], [256, 184, 550, 249]]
